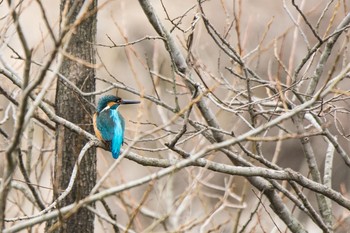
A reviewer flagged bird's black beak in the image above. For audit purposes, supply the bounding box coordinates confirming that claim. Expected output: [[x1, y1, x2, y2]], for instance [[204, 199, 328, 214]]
[[121, 99, 140, 105]]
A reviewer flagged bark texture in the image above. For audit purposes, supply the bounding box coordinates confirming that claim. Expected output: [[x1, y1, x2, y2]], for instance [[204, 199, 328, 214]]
[[51, 1, 97, 232]]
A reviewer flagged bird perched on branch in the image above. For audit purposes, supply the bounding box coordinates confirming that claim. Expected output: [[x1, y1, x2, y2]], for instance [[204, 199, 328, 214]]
[[93, 95, 140, 159]]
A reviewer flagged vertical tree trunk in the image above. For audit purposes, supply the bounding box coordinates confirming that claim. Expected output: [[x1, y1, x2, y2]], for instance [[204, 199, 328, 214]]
[[50, 1, 97, 232]]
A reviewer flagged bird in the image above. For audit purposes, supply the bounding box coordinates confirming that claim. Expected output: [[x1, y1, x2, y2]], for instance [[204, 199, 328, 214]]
[[93, 95, 140, 159]]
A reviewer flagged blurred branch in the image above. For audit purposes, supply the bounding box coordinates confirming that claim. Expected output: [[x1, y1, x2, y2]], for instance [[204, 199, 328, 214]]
[[5, 150, 350, 232], [291, 0, 322, 42], [94, 35, 164, 48], [1, 0, 34, 228], [139, 0, 226, 143], [138, 0, 187, 73], [86, 206, 121, 233], [0, 85, 55, 130], [293, 113, 332, 230], [0, 179, 37, 211], [99, 199, 120, 233], [17, 149, 46, 210], [324, 138, 335, 203], [305, 13, 350, 98]]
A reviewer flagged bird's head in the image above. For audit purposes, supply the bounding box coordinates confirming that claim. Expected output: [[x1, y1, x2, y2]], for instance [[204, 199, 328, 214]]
[[96, 95, 140, 113]]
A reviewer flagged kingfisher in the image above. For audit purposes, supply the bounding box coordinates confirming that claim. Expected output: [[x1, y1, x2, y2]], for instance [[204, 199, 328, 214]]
[[93, 95, 140, 159]]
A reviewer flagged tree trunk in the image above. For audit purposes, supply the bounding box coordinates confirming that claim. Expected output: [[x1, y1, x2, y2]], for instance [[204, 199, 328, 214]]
[[50, 1, 97, 232]]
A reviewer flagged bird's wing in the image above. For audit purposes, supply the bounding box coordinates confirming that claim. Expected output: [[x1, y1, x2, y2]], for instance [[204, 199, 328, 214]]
[[96, 110, 115, 141], [118, 112, 126, 144], [110, 110, 124, 158]]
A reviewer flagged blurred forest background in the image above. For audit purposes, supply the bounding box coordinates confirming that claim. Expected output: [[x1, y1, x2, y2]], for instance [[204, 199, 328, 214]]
[[0, 0, 350, 232]]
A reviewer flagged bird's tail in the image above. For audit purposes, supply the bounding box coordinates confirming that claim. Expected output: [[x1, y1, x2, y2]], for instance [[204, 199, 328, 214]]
[[111, 135, 123, 159]]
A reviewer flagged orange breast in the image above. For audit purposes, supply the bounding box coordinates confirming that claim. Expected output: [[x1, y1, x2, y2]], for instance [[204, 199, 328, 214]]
[[93, 113, 103, 140]]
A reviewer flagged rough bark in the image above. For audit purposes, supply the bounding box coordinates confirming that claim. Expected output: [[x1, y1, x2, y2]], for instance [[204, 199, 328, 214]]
[[49, 1, 97, 232]]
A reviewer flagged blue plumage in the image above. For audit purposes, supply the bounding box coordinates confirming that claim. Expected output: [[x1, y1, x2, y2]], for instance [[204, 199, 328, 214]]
[[93, 95, 140, 159], [110, 110, 125, 158]]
